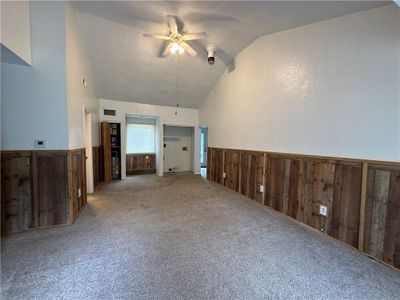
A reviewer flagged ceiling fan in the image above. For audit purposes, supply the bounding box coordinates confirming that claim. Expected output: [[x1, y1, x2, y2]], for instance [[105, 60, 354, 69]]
[[143, 15, 207, 56]]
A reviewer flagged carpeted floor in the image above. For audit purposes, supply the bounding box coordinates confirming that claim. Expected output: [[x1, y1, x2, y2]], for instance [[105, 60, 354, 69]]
[[2, 173, 400, 299]]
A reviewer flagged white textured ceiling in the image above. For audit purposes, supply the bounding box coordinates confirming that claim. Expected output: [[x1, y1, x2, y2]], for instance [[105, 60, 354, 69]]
[[74, 1, 390, 108]]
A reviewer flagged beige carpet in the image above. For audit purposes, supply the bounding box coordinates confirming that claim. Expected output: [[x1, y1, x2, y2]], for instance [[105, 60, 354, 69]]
[[2, 173, 400, 299]]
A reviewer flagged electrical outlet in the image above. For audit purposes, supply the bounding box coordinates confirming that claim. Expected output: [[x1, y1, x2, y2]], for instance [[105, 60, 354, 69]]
[[319, 205, 327, 216], [78, 188, 81, 198], [223, 172, 226, 178], [259, 185, 265, 193]]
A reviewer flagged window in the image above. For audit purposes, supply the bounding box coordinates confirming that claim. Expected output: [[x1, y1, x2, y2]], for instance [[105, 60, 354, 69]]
[[126, 123, 155, 153]]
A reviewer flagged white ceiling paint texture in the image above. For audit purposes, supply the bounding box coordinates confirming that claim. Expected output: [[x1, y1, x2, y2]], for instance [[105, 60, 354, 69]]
[[74, 1, 390, 108]]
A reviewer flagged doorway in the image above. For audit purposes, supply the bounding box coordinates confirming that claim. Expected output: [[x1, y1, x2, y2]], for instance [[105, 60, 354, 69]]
[[200, 127, 208, 177], [163, 125, 194, 173]]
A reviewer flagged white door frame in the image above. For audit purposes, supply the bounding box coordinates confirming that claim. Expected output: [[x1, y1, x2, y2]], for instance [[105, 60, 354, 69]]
[[83, 108, 94, 193]]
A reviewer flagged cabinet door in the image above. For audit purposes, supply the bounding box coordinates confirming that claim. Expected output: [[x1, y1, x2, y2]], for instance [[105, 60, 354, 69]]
[[101, 122, 112, 183]]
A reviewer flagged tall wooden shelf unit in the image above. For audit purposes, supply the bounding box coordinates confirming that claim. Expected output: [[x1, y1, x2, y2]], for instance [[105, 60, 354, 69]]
[[101, 122, 121, 182]]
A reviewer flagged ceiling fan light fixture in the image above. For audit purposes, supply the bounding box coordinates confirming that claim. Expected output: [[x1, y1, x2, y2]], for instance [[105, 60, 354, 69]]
[[170, 42, 184, 54]]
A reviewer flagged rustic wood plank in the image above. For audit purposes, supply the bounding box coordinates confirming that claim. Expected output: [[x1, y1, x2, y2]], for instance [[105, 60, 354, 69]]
[[126, 153, 156, 175], [36, 153, 68, 227], [207, 147, 212, 180], [382, 171, 400, 267], [1, 155, 33, 233], [358, 162, 368, 250], [266, 156, 282, 210], [239, 151, 264, 202], [211, 148, 224, 184], [369, 170, 390, 259], [331, 164, 362, 247], [254, 153, 264, 203], [282, 159, 291, 215], [225, 149, 240, 191], [302, 160, 336, 233], [297, 158, 304, 221], [338, 166, 355, 244], [288, 159, 301, 220], [31, 152, 39, 228], [210, 148, 216, 181], [265, 156, 302, 220], [364, 168, 376, 254], [240, 152, 251, 197], [265, 156, 301, 219], [302, 160, 315, 226], [261, 153, 267, 205], [67, 151, 74, 224]]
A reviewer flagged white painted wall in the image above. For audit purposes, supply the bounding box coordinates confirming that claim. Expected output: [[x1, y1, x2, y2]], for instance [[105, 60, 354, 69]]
[[1, 2, 99, 151], [200, 4, 400, 162], [1, 1, 32, 65], [1, 1, 69, 150], [66, 3, 99, 148], [99, 99, 200, 177]]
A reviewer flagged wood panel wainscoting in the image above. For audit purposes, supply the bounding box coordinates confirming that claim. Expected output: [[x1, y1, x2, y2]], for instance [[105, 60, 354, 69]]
[[126, 153, 156, 175], [207, 147, 400, 271], [92, 146, 101, 188], [1, 149, 87, 234]]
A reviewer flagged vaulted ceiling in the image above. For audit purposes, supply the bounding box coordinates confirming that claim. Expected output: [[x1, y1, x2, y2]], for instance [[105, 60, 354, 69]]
[[74, 1, 390, 108]]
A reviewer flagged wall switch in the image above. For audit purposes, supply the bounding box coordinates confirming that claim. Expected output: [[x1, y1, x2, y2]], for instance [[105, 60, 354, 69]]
[[78, 188, 81, 198], [319, 205, 327, 216], [260, 185, 265, 193], [34, 139, 46, 149], [223, 172, 226, 178]]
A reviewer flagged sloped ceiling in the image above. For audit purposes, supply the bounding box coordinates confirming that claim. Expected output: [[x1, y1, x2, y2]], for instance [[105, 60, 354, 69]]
[[74, 1, 390, 108]]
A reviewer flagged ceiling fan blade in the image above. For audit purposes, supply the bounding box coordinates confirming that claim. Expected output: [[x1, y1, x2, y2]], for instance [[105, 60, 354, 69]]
[[143, 33, 170, 40], [183, 32, 207, 41], [186, 40, 208, 59], [161, 42, 172, 57], [167, 15, 178, 34], [180, 42, 197, 56]]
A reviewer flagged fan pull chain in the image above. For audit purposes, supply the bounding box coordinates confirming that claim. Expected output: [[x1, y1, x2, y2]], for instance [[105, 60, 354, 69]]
[[175, 53, 179, 115]]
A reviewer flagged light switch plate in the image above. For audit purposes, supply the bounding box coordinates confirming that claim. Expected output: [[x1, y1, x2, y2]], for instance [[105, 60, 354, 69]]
[[260, 185, 265, 193], [320, 205, 327, 216], [223, 172, 226, 178], [78, 188, 81, 198]]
